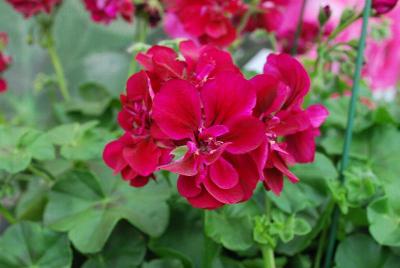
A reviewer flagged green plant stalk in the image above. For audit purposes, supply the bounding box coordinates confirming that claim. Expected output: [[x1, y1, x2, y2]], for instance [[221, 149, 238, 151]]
[[47, 40, 70, 102], [323, 1, 372, 267], [291, 0, 307, 55], [0, 202, 16, 224], [262, 192, 276, 268], [202, 211, 217, 268], [128, 17, 149, 76]]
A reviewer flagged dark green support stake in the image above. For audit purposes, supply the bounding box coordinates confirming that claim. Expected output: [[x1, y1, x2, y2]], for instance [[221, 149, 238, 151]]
[[323, 0, 372, 267]]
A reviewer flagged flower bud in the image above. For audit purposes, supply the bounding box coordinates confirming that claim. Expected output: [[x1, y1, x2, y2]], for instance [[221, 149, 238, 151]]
[[372, 0, 398, 15], [318, 5, 332, 26]]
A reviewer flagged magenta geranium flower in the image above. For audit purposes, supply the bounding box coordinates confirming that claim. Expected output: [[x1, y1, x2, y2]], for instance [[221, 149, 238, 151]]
[[163, 0, 245, 47], [83, 0, 134, 24], [251, 54, 328, 195], [6, 0, 61, 18], [152, 72, 265, 209], [103, 71, 172, 187]]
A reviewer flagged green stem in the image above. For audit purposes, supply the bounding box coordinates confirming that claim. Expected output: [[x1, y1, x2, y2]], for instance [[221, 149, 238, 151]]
[[28, 165, 55, 183], [291, 0, 307, 55], [202, 211, 218, 268], [323, 1, 372, 267], [313, 225, 328, 268], [128, 17, 148, 76], [47, 40, 70, 102], [0, 202, 16, 224], [327, 13, 363, 42], [262, 193, 276, 268]]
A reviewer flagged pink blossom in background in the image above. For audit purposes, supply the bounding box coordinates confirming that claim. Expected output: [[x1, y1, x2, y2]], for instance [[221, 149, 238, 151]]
[[337, 4, 400, 94], [5, 0, 62, 18], [83, 0, 134, 24], [372, 0, 399, 14]]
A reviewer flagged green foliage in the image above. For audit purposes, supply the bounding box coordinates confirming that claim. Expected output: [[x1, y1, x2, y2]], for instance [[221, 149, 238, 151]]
[[44, 169, 170, 253], [0, 221, 72, 268]]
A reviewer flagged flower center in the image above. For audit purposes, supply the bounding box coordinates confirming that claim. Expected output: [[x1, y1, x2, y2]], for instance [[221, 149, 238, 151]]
[[125, 100, 151, 136]]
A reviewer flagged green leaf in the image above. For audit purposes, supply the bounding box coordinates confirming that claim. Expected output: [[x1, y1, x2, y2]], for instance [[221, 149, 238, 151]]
[[16, 180, 49, 221], [44, 169, 170, 253], [47, 121, 112, 160], [205, 201, 258, 251], [149, 203, 203, 268], [268, 153, 335, 214], [293, 218, 311, 236], [367, 197, 400, 247], [0, 126, 55, 173], [83, 222, 146, 268], [142, 259, 184, 268], [335, 234, 400, 268], [0, 221, 72, 268]]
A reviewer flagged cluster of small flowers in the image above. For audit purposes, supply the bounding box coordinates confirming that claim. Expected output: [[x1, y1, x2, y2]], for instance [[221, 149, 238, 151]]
[[0, 33, 11, 93], [103, 41, 328, 209]]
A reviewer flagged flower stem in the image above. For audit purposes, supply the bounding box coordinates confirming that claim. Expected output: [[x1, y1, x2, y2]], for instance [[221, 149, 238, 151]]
[[262, 193, 276, 268], [0, 202, 16, 224], [291, 0, 308, 55], [47, 39, 70, 102], [323, 1, 372, 267], [128, 17, 148, 76]]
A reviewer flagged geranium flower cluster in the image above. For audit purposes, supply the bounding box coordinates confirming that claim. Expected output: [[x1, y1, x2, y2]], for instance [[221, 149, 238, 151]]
[[83, 0, 135, 24], [0, 32, 12, 93], [6, 0, 61, 18], [103, 41, 328, 209], [164, 0, 246, 47]]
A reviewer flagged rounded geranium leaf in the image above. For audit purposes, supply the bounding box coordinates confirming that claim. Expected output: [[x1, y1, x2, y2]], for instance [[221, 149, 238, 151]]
[[0, 221, 72, 268], [44, 168, 170, 253]]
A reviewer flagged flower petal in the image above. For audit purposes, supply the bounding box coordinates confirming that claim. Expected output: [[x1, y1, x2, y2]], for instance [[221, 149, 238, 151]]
[[263, 168, 284, 196], [222, 116, 266, 154], [306, 104, 329, 128], [203, 175, 244, 204], [201, 72, 255, 126], [123, 138, 161, 176], [177, 175, 202, 198], [209, 158, 239, 189], [160, 142, 199, 176], [285, 129, 316, 163], [153, 79, 201, 139], [187, 188, 224, 209], [103, 138, 127, 173]]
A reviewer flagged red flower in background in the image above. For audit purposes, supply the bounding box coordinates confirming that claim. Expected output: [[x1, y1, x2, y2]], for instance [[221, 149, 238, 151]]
[[83, 0, 134, 24], [251, 54, 328, 195], [164, 0, 246, 47], [0, 32, 11, 94], [6, 0, 61, 18], [244, 0, 287, 33]]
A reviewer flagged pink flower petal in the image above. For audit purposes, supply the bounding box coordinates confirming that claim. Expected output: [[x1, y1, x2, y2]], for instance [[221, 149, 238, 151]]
[[203, 176, 244, 204], [263, 168, 284, 196], [209, 157, 239, 189], [103, 138, 127, 173], [285, 129, 316, 163], [202, 72, 255, 126], [177, 175, 202, 198], [223, 116, 266, 154], [153, 79, 201, 139], [187, 188, 224, 209], [306, 104, 329, 128], [123, 138, 161, 176]]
